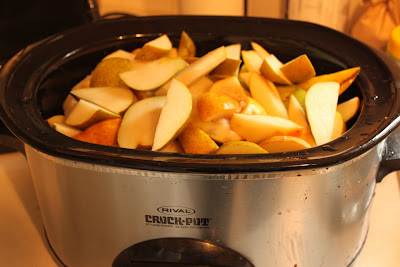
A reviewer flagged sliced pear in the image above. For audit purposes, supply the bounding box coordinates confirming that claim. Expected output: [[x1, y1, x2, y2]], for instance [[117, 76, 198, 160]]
[[119, 57, 187, 91], [280, 54, 316, 84], [117, 96, 166, 149], [251, 42, 270, 59], [209, 58, 241, 80], [288, 94, 315, 146], [65, 99, 120, 130], [305, 82, 340, 146], [259, 136, 311, 153], [159, 140, 184, 153], [155, 46, 227, 96], [208, 76, 248, 102], [134, 90, 155, 100], [241, 50, 262, 73], [331, 111, 346, 140], [298, 67, 360, 95], [135, 34, 172, 61], [260, 54, 292, 85], [72, 118, 122, 146], [230, 114, 302, 144], [47, 115, 65, 128], [337, 96, 360, 123], [178, 123, 219, 154], [168, 48, 178, 58], [188, 76, 214, 96], [103, 49, 136, 61], [240, 97, 267, 115], [178, 31, 196, 58], [71, 75, 91, 91], [152, 79, 193, 151], [238, 71, 252, 89], [215, 141, 268, 154], [53, 123, 82, 137], [197, 92, 240, 122], [249, 73, 288, 118], [90, 58, 133, 88], [62, 94, 79, 118], [71, 87, 137, 115], [225, 43, 242, 60], [276, 85, 297, 106]]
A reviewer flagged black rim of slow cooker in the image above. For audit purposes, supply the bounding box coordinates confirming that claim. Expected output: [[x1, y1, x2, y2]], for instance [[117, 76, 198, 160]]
[[0, 15, 399, 174]]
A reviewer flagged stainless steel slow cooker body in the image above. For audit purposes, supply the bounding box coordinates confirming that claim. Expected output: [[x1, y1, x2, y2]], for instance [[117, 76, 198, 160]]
[[1, 16, 400, 267]]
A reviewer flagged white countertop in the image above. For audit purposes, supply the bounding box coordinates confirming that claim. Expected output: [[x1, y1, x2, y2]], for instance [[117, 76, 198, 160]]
[[1, 152, 399, 267]]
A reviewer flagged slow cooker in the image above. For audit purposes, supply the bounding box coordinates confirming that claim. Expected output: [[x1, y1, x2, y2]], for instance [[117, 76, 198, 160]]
[[1, 16, 400, 267]]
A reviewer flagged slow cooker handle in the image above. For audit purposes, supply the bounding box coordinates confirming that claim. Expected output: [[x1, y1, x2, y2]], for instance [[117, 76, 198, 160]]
[[377, 127, 400, 182]]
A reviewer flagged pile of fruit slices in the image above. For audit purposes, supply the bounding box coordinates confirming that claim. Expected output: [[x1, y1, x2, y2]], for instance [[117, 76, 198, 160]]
[[47, 31, 361, 154]]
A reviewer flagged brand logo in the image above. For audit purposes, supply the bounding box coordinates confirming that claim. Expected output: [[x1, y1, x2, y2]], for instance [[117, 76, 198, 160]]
[[157, 206, 195, 216]]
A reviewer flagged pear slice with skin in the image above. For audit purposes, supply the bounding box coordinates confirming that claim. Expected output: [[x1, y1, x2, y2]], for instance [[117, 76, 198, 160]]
[[188, 76, 214, 96], [65, 99, 120, 130], [225, 43, 241, 60], [120, 57, 188, 91], [280, 54, 316, 84], [240, 97, 267, 115], [73, 118, 122, 146], [178, 123, 219, 154], [208, 76, 248, 102], [331, 111, 346, 140], [288, 94, 316, 146], [196, 92, 240, 122], [152, 79, 193, 151], [305, 81, 340, 146], [90, 58, 133, 88], [215, 141, 268, 154], [208, 58, 241, 80], [103, 49, 136, 61], [63, 94, 79, 118], [71, 87, 137, 115], [135, 34, 172, 61], [155, 46, 227, 96], [251, 42, 270, 59], [47, 115, 65, 128], [230, 114, 302, 144], [118, 96, 166, 150], [249, 72, 288, 118], [337, 96, 360, 123], [53, 123, 82, 137], [259, 136, 311, 153], [241, 50, 262, 73], [260, 54, 292, 85], [178, 31, 196, 58]]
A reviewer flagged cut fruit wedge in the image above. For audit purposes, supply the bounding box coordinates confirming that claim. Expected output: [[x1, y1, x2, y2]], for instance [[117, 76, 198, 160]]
[[215, 141, 268, 154], [260, 54, 292, 85], [47, 115, 65, 128], [305, 81, 340, 146], [90, 58, 133, 88], [178, 123, 219, 154], [280, 54, 316, 84], [152, 79, 193, 151], [288, 94, 315, 146], [178, 31, 196, 58], [71, 87, 137, 115], [159, 140, 184, 153], [155, 46, 227, 95], [249, 72, 288, 118], [208, 76, 248, 102], [241, 50, 262, 73], [65, 99, 120, 130], [337, 96, 360, 123], [240, 97, 267, 115], [72, 118, 122, 146], [103, 49, 136, 61], [208, 58, 241, 80], [188, 76, 214, 96], [225, 43, 242, 60], [119, 57, 188, 91], [251, 42, 270, 59], [53, 123, 82, 137], [230, 114, 302, 144], [331, 111, 346, 140], [196, 92, 240, 122], [259, 136, 311, 153], [117, 96, 166, 149], [135, 34, 172, 61]]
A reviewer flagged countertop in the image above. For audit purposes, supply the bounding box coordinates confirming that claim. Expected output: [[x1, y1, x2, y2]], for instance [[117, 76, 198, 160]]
[[1, 152, 399, 267]]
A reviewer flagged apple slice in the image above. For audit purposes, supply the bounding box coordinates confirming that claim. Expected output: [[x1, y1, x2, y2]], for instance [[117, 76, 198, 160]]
[[208, 76, 248, 102], [331, 111, 346, 140], [155, 46, 227, 95], [188, 76, 214, 96], [120, 57, 187, 91], [288, 94, 316, 146], [53, 123, 82, 137], [259, 136, 311, 153], [305, 82, 340, 146], [215, 141, 268, 154], [251, 42, 270, 59], [260, 54, 292, 85], [65, 99, 120, 130], [225, 43, 241, 60], [197, 92, 240, 122], [71, 87, 137, 115], [249, 72, 288, 118], [152, 79, 193, 151], [230, 114, 302, 143], [117, 96, 166, 149], [337, 96, 360, 123], [208, 58, 241, 80], [280, 54, 316, 83], [47, 115, 65, 128], [135, 34, 172, 61], [103, 49, 136, 61], [90, 58, 133, 88], [298, 67, 360, 95], [72, 118, 122, 146], [178, 123, 219, 154], [178, 31, 196, 58], [240, 97, 267, 115], [241, 50, 262, 73]]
